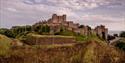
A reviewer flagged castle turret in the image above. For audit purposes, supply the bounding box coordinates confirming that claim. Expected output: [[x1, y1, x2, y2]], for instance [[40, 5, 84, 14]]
[[94, 25, 108, 40], [51, 14, 67, 24], [52, 14, 58, 23]]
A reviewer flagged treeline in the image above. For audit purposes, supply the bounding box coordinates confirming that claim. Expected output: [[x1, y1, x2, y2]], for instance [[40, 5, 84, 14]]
[[0, 24, 50, 38]]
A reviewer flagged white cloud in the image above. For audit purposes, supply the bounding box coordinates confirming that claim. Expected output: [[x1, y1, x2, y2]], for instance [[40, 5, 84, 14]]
[[54, 7, 74, 15], [82, 14, 124, 22], [24, 0, 34, 4], [6, 8, 18, 12], [0, 0, 125, 31], [34, 0, 42, 3], [44, 0, 99, 10], [80, 14, 125, 30]]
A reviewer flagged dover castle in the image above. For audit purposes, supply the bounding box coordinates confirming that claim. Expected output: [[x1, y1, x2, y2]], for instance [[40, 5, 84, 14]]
[[33, 14, 108, 40]]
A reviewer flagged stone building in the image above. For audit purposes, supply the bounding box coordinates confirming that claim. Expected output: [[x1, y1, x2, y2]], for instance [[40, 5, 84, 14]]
[[95, 25, 108, 40], [33, 14, 108, 40]]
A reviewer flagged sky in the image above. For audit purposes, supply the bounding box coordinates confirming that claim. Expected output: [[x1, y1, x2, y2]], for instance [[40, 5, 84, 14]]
[[0, 0, 125, 31]]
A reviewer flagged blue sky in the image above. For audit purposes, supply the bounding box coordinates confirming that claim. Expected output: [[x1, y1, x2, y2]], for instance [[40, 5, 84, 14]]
[[0, 0, 125, 31]]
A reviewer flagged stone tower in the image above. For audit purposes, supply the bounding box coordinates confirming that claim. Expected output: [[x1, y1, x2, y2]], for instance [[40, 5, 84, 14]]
[[52, 14, 58, 23], [51, 14, 66, 24], [95, 25, 108, 40]]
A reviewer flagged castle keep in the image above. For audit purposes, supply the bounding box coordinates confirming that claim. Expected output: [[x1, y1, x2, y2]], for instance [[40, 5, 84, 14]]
[[33, 14, 108, 40]]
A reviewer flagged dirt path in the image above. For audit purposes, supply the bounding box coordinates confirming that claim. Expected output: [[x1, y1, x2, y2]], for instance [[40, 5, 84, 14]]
[[83, 41, 97, 63]]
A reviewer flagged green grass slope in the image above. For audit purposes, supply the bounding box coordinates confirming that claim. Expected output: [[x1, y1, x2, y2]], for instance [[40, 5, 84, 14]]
[[0, 34, 12, 56], [0, 40, 124, 63]]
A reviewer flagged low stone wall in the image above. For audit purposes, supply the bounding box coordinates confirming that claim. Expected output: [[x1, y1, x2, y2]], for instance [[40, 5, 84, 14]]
[[24, 35, 76, 45]]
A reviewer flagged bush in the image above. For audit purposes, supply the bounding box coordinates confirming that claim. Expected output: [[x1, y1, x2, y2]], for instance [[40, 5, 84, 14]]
[[115, 42, 125, 51], [75, 35, 87, 41], [54, 30, 75, 36]]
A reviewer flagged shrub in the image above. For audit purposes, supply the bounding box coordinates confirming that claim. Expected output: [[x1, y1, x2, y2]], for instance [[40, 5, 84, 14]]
[[115, 42, 125, 51]]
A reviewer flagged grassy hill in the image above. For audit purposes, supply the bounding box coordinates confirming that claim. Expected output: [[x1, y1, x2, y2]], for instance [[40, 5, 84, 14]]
[[0, 40, 124, 63], [0, 34, 12, 56]]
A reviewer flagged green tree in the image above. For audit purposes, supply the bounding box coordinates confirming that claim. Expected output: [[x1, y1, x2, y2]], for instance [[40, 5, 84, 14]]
[[11, 26, 22, 37], [25, 25, 32, 31], [42, 25, 50, 33], [45, 25, 50, 33], [115, 42, 125, 51], [0, 28, 14, 38], [79, 25, 84, 28], [41, 25, 45, 32], [120, 31, 125, 37]]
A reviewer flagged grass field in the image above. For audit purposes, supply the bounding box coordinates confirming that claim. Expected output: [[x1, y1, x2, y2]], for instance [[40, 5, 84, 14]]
[[0, 34, 125, 63]]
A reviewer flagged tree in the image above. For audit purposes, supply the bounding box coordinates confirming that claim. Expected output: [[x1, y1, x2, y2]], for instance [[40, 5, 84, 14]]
[[10, 25, 32, 38], [42, 25, 50, 33], [113, 34, 118, 37], [11, 26, 22, 37], [119, 31, 125, 37], [34, 25, 41, 32], [115, 42, 125, 51], [42, 26, 46, 32], [107, 35, 115, 41], [0, 28, 15, 38], [78, 25, 84, 28], [25, 25, 32, 31], [0, 28, 8, 34]]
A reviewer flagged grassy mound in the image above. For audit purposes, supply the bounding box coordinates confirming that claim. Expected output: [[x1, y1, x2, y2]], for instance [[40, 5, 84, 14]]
[[0, 34, 12, 56]]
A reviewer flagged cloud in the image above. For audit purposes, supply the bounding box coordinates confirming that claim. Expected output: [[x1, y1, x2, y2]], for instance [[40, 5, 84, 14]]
[[82, 14, 124, 22], [6, 8, 18, 12], [53, 7, 74, 16], [0, 0, 125, 31]]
